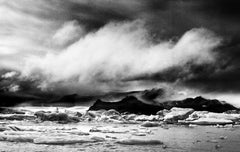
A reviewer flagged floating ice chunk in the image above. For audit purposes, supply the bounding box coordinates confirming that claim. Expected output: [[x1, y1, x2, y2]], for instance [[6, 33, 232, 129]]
[[164, 107, 194, 123], [116, 139, 163, 145], [141, 121, 160, 127], [34, 137, 94, 145], [190, 118, 233, 125]]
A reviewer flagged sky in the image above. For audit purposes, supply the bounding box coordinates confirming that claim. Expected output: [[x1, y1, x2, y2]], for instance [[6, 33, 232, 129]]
[[0, 0, 240, 103]]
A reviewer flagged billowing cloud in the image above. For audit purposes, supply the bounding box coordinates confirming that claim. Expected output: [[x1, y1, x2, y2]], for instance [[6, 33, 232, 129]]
[[1, 71, 18, 79], [19, 20, 221, 94], [7, 84, 20, 92], [0, 0, 152, 70], [52, 20, 86, 48]]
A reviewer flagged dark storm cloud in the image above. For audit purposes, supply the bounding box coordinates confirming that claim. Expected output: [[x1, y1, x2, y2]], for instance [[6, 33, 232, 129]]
[[117, 0, 240, 93], [141, 0, 240, 39], [193, 0, 240, 16], [3, 0, 240, 39], [181, 0, 240, 93], [183, 46, 240, 93]]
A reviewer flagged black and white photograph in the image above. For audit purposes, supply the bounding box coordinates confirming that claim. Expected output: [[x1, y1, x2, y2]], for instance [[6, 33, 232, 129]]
[[0, 0, 240, 151]]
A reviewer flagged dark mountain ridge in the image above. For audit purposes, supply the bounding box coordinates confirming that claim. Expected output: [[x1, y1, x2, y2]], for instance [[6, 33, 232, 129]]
[[89, 96, 164, 115], [89, 96, 239, 115], [162, 96, 237, 113]]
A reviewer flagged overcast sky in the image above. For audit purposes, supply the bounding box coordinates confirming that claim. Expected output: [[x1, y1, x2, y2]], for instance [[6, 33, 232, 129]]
[[0, 0, 240, 99]]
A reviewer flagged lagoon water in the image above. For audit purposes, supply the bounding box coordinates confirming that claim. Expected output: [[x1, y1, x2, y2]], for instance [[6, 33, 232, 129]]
[[0, 106, 240, 152]]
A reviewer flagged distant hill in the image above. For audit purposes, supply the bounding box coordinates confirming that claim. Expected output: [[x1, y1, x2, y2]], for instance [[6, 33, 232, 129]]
[[162, 96, 238, 113], [89, 96, 164, 115], [89, 96, 239, 115]]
